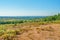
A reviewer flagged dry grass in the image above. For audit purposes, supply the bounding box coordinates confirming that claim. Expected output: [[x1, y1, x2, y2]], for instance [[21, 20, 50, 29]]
[[0, 22, 60, 40]]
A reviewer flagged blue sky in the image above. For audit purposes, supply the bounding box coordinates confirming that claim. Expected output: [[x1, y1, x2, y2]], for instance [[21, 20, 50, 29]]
[[0, 0, 60, 16]]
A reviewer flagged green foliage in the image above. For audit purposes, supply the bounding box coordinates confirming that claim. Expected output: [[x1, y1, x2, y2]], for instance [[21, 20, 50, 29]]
[[0, 13, 60, 24], [40, 13, 60, 22]]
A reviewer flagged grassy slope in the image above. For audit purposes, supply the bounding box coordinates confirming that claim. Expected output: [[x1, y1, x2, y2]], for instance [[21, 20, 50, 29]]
[[0, 14, 60, 40]]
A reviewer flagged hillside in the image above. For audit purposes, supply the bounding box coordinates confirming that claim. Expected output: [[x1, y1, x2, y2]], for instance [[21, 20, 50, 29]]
[[0, 14, 60, 40]]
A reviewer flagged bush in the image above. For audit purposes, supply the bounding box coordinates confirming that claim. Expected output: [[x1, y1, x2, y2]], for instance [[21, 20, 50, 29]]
[[0, 30, 5, 36], [2, 34, 15, 40]]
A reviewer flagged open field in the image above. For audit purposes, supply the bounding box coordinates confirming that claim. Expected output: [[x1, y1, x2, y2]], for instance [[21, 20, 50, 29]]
[[0, 0, 59, 40], [0, 22, 60, 40], [0, 14, 60, 40]]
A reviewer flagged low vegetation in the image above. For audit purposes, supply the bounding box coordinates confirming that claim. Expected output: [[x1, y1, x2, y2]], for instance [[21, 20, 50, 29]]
[[0, 13, 60, 40]]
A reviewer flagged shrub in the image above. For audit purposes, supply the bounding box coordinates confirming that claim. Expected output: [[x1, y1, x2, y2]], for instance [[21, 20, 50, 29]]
[[6, 30, 16, 35], [0, 30, 5, 36], [2, 34, 15, 40]]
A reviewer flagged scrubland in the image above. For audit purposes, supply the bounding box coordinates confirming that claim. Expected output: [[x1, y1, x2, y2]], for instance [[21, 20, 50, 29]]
[[0, 14, 60, 40]]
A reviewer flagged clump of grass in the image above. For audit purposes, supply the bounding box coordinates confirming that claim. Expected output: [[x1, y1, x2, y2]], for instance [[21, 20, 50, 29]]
[[41, 26, 54, 31], [15, 29, 21, 35], [36, 27, 41, 33], [6, 30, 16, 35], [1, 29, 21, 40], [39, 22, 48, 25], [0, 30, 5, 36], [2, 34, 15, 40]]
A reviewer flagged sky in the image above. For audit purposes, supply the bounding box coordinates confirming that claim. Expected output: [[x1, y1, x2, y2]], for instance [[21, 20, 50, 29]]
[[0, 0, 60, 16]]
